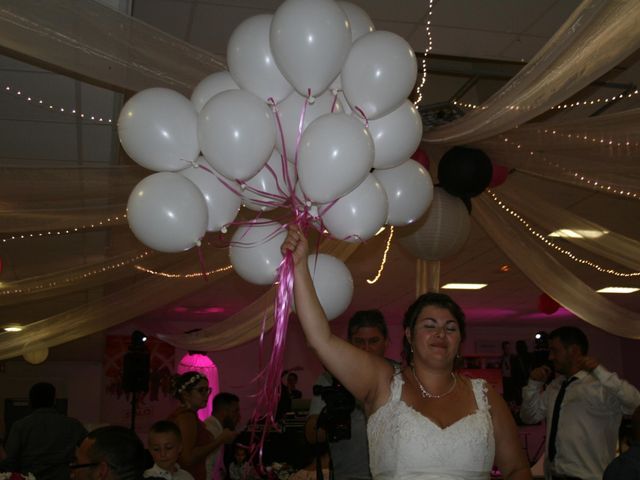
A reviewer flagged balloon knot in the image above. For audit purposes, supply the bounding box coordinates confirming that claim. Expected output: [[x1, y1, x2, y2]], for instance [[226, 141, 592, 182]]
[[221, 226, 228, 234], [307, 95, 316, 105], [195, 239, 202, 247]]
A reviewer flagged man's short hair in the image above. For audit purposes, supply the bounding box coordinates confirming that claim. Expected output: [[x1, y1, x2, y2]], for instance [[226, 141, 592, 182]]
[[149, 420, 181, 441], [86, 425, 147, 480], [212, 392, 239, 413], [549, 326, 589, 355], [347, 309, 388, 341], [29, 382, 56, 409]]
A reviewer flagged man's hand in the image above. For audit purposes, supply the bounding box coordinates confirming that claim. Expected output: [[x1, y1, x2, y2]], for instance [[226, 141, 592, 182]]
[[579, 356, 599, 372], [529, 365, 552, 382]]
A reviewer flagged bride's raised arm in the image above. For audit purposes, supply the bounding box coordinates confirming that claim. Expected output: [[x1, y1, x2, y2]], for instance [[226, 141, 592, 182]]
[[282, 225, 391, 407]]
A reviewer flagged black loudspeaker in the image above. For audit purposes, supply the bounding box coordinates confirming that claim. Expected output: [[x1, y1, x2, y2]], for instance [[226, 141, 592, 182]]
[[122, 349, 150, 393]]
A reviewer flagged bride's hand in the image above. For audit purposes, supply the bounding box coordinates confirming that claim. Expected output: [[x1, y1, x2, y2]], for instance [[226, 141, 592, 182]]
[[281, 224, 308, 267]]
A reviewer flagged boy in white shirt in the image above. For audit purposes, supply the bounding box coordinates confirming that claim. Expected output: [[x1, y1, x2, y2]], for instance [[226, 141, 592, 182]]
[[144, 420, 195, 480]]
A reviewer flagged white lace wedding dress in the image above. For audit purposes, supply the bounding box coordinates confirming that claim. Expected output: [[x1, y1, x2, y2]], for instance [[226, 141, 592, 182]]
[[368, 372, 495, 480]]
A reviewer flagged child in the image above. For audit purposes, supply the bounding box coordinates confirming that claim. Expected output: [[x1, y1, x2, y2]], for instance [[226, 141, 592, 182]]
[[144, 420, 195, 480], [228, 443, 260, 480]]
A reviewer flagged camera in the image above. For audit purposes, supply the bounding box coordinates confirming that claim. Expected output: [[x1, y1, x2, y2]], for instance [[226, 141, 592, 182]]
[[313, 377, 356, 442]]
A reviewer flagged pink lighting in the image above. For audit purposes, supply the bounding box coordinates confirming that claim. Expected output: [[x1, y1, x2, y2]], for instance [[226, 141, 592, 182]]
[[178, 353, 219, 421]]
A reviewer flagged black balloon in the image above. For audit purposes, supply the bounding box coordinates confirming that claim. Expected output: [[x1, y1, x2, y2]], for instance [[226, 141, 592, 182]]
[[438, 146, 492, 198]]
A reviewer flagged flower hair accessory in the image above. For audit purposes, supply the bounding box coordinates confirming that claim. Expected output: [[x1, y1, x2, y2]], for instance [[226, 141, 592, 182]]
[[175, 373, 205, 394]]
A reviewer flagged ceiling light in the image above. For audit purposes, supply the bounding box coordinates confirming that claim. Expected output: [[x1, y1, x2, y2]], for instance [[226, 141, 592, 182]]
[[4, 325, 23, 332], [596, 287, 639, 294], [548, 229, 609, 239], [441, 283, 488, 290]]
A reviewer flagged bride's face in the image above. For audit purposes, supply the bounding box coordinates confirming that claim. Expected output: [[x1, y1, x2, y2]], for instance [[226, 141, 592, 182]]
[[406, 305, 461, 368]]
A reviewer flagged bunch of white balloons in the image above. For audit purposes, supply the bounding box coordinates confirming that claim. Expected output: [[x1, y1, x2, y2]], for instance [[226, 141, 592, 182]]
[[118, 0, 435, 320]]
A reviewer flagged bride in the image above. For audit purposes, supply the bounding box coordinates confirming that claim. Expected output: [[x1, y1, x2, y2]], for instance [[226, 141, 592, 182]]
[[282, 226, 531, 480]]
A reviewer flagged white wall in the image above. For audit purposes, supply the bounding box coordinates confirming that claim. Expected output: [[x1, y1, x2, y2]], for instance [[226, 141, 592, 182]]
[[0, 360, 103, 436]]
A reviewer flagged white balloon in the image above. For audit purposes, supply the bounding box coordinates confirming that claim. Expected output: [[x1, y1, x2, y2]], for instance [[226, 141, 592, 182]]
[[270, 0, 351, 96], [229, 219, 287, 285], [321, 174, 388, 242], [398, 188, 471, 260], [227, 14, 293, 102], [374, 159, 434, 226], [307, 253, 353, 320], [179, 158, 242, 232], [242, 150, 297, 211], [275, 90, 343, 162], [198, 89, 276, 181], [338, 1, 375, 42], [127, 172, 208, 253], [342, 31, 418, 120], [368, 100, 423, 169], [191, 71, 239, 113], [298, 113, 374, 204], [118, 88, 199, 172]]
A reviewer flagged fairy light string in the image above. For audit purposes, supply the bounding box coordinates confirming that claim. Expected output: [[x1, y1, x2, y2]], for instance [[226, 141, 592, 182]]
[[499, 135, 640, 200], [413, 0, 434, 106], [488, 190, 640, 277], [366, 226, 394, 284], [134, 264, 233, 278], [0, 250, 151, 296], [0, 213, 128, 243], [2, 84, 114, 124], [454, 89, 640, 113]]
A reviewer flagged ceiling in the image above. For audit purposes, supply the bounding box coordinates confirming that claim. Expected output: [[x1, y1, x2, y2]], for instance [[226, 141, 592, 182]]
[[1, 0, 639, 361]]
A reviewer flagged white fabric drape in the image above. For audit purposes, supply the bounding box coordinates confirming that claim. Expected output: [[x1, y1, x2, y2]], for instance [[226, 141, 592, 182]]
[[0, 0, 226, 94], [159, 240, 360, 352], [477, 108, 640, 196], [473, 193, 640, 338], [494, 182, 640, 273], [0, 0, 640, 358], [423, 0, 640, 144]]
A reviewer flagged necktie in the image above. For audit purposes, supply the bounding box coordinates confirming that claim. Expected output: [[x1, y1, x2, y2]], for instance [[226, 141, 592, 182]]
[[548, 376, 577, 462]]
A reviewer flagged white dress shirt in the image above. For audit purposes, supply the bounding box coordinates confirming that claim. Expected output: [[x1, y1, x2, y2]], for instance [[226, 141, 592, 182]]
[[144, 463, 195, 480], [204, 416, 223, 480], [521, 365, 640, 480]]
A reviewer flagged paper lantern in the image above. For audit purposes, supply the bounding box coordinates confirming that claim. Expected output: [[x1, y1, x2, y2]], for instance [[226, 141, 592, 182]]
[[438, 146, 492, 198], [23, 347, 49, 365], [410, 147, 430, 170], [538, 293, 560, 315], [489, 163, 509, 188], [398, 187, 471, 261]]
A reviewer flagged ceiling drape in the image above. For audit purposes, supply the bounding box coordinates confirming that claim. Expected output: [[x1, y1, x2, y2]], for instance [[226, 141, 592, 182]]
[[423, 0, 640, 144], [0, 0, 639, 359]]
